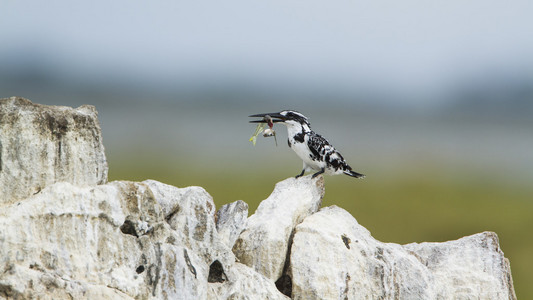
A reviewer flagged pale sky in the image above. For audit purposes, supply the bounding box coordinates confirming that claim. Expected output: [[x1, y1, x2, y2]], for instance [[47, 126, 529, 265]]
[[2, 0, 532, 102]]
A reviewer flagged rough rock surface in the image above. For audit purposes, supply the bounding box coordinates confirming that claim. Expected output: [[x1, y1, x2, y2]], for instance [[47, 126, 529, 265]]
[[0, 97, 107, 205], [142, 179, 235, 272], [0, 181, 201, 299], [232, 176, 324, 281], [404, 232, 516, 300], [0, 98, 516, 299], [289, 206, 516, 300], [215, 200, 248, 249], [208, 263, 289, 300]]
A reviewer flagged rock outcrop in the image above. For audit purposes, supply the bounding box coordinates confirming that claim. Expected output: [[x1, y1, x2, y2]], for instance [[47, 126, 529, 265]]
[[232, 176, 324, 281], [289, 206, 516, 300], [0, 97, 107, 205], [0, 98, 516, 299]]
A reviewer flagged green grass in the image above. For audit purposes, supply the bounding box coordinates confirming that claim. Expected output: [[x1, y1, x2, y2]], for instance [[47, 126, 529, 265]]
[[109, 157, 533, 299]]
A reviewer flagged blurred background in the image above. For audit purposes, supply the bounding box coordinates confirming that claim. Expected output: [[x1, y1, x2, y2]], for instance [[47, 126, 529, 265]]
[[2, 1, 532, 297]]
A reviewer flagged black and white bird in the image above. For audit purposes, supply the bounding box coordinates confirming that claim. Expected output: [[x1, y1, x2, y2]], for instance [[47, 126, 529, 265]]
[[249, 110, 365, 179]]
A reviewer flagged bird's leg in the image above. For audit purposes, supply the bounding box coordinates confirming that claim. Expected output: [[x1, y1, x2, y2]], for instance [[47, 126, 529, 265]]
[[312, 168, 325, 178], [295, 169, 306, 179]]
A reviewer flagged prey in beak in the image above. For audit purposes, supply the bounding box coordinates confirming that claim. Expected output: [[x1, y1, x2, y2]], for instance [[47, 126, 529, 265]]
[[248, 112, 286, 125], [249, 113, 284, 146]]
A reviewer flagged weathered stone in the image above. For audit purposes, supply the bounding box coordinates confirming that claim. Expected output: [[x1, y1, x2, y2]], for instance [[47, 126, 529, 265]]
[[0, 97, 107, 205], [404, 231, 516, 300], [208, 263, 289, 300], [143, 180, 235, 273], [233, 175, 324, 281], [215, 200, 248, 249], [289, 206, 516, 300], [148, 243, 208, 300], [0, 182, 146, 299], [0, 180, 213, 299]]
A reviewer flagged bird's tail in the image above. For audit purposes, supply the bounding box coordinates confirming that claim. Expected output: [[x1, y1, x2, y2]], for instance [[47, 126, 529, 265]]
[[344, 170, 365, 178]]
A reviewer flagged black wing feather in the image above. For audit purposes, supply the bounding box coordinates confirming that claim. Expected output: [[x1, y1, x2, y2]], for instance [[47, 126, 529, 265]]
[[307, 132, 331, 162], [307, 132, 351, 172]]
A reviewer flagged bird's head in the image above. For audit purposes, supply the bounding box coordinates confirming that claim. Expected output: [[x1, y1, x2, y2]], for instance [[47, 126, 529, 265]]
[[249, 110, 311, 132]]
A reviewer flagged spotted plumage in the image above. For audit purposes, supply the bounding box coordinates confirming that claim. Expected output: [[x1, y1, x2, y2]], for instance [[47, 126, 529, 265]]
[[249, 110, 365, 179]]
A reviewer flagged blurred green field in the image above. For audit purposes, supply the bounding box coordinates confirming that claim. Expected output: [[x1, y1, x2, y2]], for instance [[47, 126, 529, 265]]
[[109, 157, 533, 299]]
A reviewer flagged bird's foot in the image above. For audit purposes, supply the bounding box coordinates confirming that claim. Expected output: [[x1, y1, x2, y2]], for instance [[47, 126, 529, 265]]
[[295, 170, 305, 179], [311, 168, 325, 179]]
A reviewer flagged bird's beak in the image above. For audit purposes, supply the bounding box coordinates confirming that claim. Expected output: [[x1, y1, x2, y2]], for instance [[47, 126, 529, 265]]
[[248, 112, 286, 123]]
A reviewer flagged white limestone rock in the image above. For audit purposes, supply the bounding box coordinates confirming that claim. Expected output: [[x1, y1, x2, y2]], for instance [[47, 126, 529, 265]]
[[0, 182, 147, 299], [289, 205, 516, 300], [208, 263, 289, 300], [148, 243, 208, 300], [0, 180, 217, 299], [404, 231, 516, 300], [0, 97, 108, 205], [232, 175, 324, 281], [143, 180, 236, 274], [215, 200, 248, 249]]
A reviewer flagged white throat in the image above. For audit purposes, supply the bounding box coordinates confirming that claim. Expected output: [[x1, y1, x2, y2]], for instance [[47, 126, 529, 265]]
[[283, 121, 310, 137]]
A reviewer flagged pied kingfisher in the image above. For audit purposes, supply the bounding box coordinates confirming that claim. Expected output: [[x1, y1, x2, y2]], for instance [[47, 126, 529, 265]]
[[249, 110, 365, 179]]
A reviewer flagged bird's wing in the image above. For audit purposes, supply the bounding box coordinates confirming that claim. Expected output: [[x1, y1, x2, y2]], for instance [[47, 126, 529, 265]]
[[307, 133, 334, 162], [307, 132, 349, 171]]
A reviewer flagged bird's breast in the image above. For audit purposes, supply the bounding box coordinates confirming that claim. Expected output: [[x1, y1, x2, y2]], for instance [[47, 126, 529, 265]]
[[289, 136, 323, 167]]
